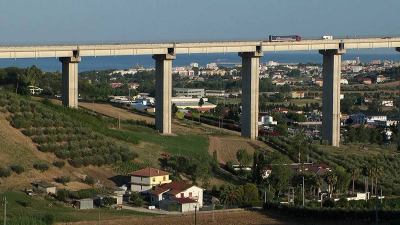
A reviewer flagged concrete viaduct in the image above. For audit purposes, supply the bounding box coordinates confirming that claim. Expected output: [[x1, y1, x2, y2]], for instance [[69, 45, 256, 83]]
[[1, 37, 400, 146]]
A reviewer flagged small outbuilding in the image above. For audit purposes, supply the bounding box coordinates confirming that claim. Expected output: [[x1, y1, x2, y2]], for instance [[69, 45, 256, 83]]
[[32, 181, 57, 195], [75, 198, 94, 210]]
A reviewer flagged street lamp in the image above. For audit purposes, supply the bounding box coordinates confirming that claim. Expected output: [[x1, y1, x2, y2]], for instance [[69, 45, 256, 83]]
[[320, 193, 327, 208]]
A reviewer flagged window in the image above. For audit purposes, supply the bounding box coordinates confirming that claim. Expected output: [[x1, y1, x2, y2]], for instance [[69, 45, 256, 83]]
[[180, 193, 184, 198], [163, 176, 166, 181], [189, 192, 192, 197], [152, 178, 155, 182]]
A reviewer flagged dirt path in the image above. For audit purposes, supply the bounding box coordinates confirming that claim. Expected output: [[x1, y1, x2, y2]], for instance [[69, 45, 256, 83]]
[[58, 210, 294, 225], [79, 102, 155, 124]]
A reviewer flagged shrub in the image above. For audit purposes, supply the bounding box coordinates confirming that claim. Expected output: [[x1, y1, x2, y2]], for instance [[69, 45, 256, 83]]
[[83, 176, 95, 185], [69, 158, 84, 168], [130, 192, 144, 207], [0, 167, 11, 177], [55, 176, 70, 185], [56, 189, 70, 202], [53, 161, 65, 168], [322, 198, 335, 208], [10, 164, 25, 174], [102, 196, 117, 207], [33, 163, 49, 172]]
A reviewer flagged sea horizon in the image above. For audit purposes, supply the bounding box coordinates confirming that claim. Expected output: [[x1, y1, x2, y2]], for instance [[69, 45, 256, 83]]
[[0, 52, 399, 72]]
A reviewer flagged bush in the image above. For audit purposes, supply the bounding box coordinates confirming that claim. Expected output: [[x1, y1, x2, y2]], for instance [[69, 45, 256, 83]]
[[322, 198, 335, 208], [33, 163, 49, 172], [102, 196, 117, 207], [0, 167, 11, 177], [130, 192, 145, 207], [55, 176, 70, 185], [83, 176, 95, 185], [56, 189, 70, 202], [53, 161, 65, 168], [10, 164, 25, 174]]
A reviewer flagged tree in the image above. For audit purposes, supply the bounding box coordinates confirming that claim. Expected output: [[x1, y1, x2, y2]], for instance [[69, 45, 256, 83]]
[[172, 103, 178, 115], [198, 98, 204, 108], [236, 149, 252, 169], [269, 164, 293, 197], [10, 164, 25, 174], [220, 185, 241, 207], [349, 167, 360, 194], [33, 163, 49, 172], [325, 171, 337, 198], [241, 183, 259, 207], [335, 166, 351, 194]]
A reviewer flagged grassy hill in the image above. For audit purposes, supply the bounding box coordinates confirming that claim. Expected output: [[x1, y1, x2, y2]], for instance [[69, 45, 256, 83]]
[[0, 92, 197, 186], [1, 91, 264, 190]]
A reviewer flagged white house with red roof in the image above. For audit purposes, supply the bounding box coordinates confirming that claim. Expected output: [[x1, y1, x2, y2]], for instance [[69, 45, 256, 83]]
[[130, 167, 172, 192], [149, 181, 203, 212]]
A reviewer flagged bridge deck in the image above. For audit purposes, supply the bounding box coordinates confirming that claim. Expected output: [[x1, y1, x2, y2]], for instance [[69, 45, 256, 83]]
[[0, 37, 400, 59]]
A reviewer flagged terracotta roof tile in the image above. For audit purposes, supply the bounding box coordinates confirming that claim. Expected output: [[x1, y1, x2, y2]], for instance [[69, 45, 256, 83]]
[[150, 181, 194, 196], [131, 167, 169, 177]]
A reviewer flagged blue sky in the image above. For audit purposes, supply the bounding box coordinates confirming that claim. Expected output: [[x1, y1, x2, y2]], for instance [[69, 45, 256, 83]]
[[0, 0, 399, 44]]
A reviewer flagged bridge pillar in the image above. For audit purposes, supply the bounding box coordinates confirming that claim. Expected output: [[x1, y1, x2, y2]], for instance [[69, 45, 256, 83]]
[[153, 51, 176, 134], [59, 55, 81, 108], [319, 49, 345, 147], [239, 51, 263, 140]]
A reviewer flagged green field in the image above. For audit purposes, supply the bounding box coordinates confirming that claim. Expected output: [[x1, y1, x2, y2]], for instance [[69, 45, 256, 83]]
[[0, 192, 150, 224]]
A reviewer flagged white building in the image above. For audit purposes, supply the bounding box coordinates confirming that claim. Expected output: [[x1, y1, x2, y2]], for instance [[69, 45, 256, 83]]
[[351, 66, 363, 73], [174, 88, 205, 98], [266, 61, 279, 66], [381, 100, 394, 107], [150, 181, 203, 212], [259, 115, 277, 126], [340, 79, 349, 85], [206, 63, 218, 70], [28, 86, 43, 95]]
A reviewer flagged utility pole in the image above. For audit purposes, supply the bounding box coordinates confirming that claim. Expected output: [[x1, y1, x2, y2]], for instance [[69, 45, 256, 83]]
[[98, 208, 101, 225], [118, 114, 121, 129], [302, 176, 305, 207], [194, 205, 197, 225], [3, 196, 7, 225]]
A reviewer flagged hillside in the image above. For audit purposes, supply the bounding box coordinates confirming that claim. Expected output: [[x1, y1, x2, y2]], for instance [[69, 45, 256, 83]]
[[0, 92, 270, 191]]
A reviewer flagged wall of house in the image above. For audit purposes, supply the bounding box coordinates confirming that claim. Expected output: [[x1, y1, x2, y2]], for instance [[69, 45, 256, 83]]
[[181, 202, 200, 213], [131, 175, 172, 192], [131, 184, 152, 192], [174, 186, 203, 207]]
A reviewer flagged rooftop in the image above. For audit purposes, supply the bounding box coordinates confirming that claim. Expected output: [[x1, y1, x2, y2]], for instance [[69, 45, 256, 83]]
[[131, 167, 169, 177], [150, 181, 194, 196]]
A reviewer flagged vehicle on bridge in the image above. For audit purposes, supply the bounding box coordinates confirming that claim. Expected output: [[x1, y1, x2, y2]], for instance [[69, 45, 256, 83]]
[[322, 35, 333, 40], [269, 35, 301, 42]]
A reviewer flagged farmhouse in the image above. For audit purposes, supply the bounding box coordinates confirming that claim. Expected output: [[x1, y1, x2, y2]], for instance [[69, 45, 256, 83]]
[[150, 181, 203, 212], [130, 167, 172, 192]]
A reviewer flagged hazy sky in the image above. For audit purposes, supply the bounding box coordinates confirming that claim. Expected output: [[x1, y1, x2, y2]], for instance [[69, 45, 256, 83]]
[[0, 0, 399, 44]]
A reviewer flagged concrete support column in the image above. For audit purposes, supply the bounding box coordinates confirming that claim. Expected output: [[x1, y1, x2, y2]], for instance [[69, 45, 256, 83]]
[[239, 51, 263, 140], [153, 51, 176, 134], [319, 49, 345, 147], [59, 55, 81, 108]]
